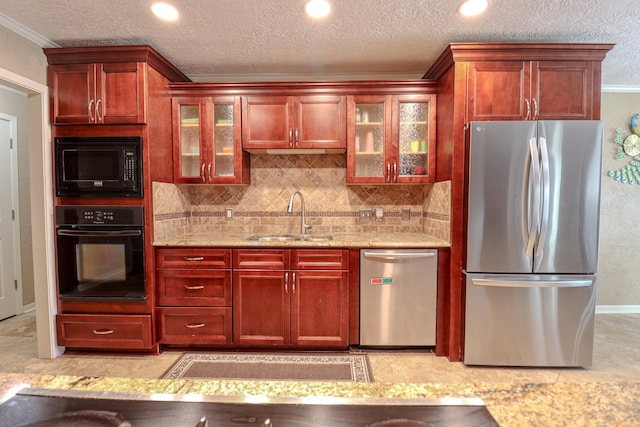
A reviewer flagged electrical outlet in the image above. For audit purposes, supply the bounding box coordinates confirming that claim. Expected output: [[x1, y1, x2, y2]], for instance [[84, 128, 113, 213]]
[[359, 208, 373, 221], [402, 207, 411, 221]]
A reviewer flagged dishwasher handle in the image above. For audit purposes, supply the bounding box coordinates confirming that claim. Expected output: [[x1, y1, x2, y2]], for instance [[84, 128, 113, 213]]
[[471, 278, 593, 288], [362, 251, 436, 260]]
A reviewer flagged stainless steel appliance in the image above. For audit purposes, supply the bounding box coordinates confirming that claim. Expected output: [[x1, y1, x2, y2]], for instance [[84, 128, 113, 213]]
[[360, 249, 437, 346], [463, 120, 603, 367], [0, 388, 499, 426], [55, 136, 143, 197], [55, 205, 145, 300]]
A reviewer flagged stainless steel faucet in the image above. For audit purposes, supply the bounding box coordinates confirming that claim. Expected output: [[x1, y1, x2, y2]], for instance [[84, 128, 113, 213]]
[[287, 191, 312, 235]]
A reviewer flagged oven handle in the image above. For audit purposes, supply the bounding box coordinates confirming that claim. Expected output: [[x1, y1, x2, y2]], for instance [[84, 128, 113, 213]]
[[57, 229, 142, 237]]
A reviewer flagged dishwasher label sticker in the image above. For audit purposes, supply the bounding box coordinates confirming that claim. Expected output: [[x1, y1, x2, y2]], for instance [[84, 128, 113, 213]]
[[371, 277, 394, 285]]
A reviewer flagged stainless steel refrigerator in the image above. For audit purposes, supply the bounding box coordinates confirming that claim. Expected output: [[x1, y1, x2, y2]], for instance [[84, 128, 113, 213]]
[[463, 120, 602, 367]]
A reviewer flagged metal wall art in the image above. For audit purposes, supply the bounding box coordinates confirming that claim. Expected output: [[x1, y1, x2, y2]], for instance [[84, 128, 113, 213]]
[[609, 113, 640, 184]]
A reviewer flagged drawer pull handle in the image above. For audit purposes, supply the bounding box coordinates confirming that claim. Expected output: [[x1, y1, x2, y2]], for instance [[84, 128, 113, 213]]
[[184, 285, 205, 290], [92, 329, 114, 335], [183, 256, 204, 262], [185, 323, 205, 329]]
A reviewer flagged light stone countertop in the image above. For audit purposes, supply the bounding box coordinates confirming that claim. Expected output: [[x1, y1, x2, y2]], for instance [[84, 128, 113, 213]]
[[0, 374, 638, 426], [154, 232, 450, 248]]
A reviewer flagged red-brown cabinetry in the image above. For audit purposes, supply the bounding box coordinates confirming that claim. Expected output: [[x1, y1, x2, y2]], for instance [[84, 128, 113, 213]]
[[156, 248, 233, 345], [346, 94, 436, 184], [233, 249, 349, 347], [242, 95, 346, 152], [48, 61, 146, 124], [172, 96, 249, 184], [467, 60, 597, 121]]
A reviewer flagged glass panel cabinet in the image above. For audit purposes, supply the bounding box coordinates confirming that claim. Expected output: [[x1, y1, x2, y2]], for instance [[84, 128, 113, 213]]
[[172, 96, 248, 184], [347, 94, 436, 184]]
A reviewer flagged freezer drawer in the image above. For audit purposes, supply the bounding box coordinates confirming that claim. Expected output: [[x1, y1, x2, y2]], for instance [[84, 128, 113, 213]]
[[360, 249, 437, 346], [463, 273, 596, 367]]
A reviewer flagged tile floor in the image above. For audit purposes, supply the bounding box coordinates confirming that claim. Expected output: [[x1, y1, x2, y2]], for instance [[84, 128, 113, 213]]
[[0, 312, 638, 383]]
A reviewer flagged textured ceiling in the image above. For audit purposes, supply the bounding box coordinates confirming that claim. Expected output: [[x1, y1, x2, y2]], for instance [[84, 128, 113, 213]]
[[0, 0, 636, 88]]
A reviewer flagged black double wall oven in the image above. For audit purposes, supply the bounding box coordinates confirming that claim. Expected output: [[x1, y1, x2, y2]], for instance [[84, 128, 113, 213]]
[[54, 136, 146, 301]]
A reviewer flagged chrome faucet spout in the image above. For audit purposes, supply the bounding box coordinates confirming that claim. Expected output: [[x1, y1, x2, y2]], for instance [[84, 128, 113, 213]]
[[287, 191, 312, 235]]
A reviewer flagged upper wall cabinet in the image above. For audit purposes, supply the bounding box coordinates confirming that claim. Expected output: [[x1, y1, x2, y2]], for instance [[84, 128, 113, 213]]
[[44, 46, 190, 125], [48, 62, 146, 124], [346, 94, 436, 184], [467, 60, 597, 121], [173, 96, 249, 184], [242, 95, 347, 152], [424, 43, 614, 123]]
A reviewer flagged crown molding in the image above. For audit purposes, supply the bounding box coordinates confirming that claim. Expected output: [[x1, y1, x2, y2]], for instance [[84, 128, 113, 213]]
[[189, 71, 425, 83], [0, 12, 58, 48]]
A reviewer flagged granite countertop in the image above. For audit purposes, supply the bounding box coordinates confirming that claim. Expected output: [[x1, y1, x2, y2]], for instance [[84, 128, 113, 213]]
[[0, 374, 638, 426], [154, 232, 450, 248]]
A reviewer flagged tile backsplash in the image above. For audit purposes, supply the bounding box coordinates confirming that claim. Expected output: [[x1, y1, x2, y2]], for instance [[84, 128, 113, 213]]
[[153, 155, 450, 242]]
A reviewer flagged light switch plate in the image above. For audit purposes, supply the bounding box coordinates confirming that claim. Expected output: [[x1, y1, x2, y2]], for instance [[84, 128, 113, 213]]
[[360, 208, 373, 221], [225, 207, 234, 220], [402, 207, 411, 221]]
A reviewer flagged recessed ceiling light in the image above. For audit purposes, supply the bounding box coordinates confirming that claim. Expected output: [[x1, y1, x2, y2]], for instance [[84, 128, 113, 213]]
[[151, 2, 179, 21], [458, 0, 488, 17], [305, 0, 331, 19]]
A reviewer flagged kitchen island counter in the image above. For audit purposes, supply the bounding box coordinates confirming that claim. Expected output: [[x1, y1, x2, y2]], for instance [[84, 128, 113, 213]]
[[154, 232, 450, 248], [0, 373, 637, 426]]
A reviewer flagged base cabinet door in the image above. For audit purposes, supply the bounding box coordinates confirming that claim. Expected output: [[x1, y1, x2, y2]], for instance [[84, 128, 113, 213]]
[[233, 269, 290, 345], [56, 314, 153, 350], [292, 270, 349, 346], [233, 249, 349, 347]]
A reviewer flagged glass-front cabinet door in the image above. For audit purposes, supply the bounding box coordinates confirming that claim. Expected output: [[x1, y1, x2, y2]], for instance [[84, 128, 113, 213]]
[[347, 94, 435, 184], [347, 96, 392, 183], [395, 94, 436, 183], [172, 96, 247, 184], [173, 97, 205, 183]]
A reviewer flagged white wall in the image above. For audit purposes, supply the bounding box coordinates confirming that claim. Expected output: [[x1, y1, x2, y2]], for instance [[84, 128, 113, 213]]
[[598, 92, 640, 309], [0, 85, 34, 307]]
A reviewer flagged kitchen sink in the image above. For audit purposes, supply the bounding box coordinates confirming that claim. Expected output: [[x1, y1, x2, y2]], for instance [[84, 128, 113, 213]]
[[246, 234, 333, 242]]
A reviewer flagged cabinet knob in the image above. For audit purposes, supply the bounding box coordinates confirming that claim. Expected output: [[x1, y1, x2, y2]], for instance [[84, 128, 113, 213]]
[[525, 98, 531, 120], [285, 272, 289, 293], [532, 98, 539, 120], [289, 129, 293, 147], [183, 256, 205, 261]]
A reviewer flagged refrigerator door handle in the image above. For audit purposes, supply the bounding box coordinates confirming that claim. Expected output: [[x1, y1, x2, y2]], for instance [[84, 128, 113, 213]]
[[362, 251, 436, 260], [535, 136, 551, 259], [471, 278, 593, 288], [524, 137, 541, 257]]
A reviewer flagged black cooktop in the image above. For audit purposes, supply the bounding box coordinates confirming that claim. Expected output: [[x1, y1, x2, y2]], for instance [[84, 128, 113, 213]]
[[0, 388, 499, 427]]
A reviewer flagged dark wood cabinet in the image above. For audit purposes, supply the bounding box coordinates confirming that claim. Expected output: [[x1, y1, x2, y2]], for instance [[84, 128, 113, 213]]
[[172, 96, 249, 184], [156, 248, 233, 345], [48, 61, 146, 124], [56, 314, 153, 350], [242, 95, 346, 152], [233, 249, 349, 347], [467, 60, 596, 121], [346, 94, 436, 184]]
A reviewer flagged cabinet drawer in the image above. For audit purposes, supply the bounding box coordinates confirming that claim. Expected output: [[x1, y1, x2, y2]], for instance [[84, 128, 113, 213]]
[[56, 314, 153, 350], [157, 269, 232, 306], [234, 249, 290, 269], [156, 248, 231, 269], [159, 307, 232, 344], [292, 249, 349, 270]]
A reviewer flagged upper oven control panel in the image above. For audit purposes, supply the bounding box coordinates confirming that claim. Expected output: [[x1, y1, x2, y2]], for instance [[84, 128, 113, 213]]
[[55, 206, 144, 227]]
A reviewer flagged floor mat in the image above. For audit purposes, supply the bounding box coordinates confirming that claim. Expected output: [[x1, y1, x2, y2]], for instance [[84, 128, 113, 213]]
[[161, 352, 373, 382]]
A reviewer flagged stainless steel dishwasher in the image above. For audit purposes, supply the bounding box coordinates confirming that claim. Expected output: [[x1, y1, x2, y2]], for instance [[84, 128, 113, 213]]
[[360, 249, 437, 346]]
